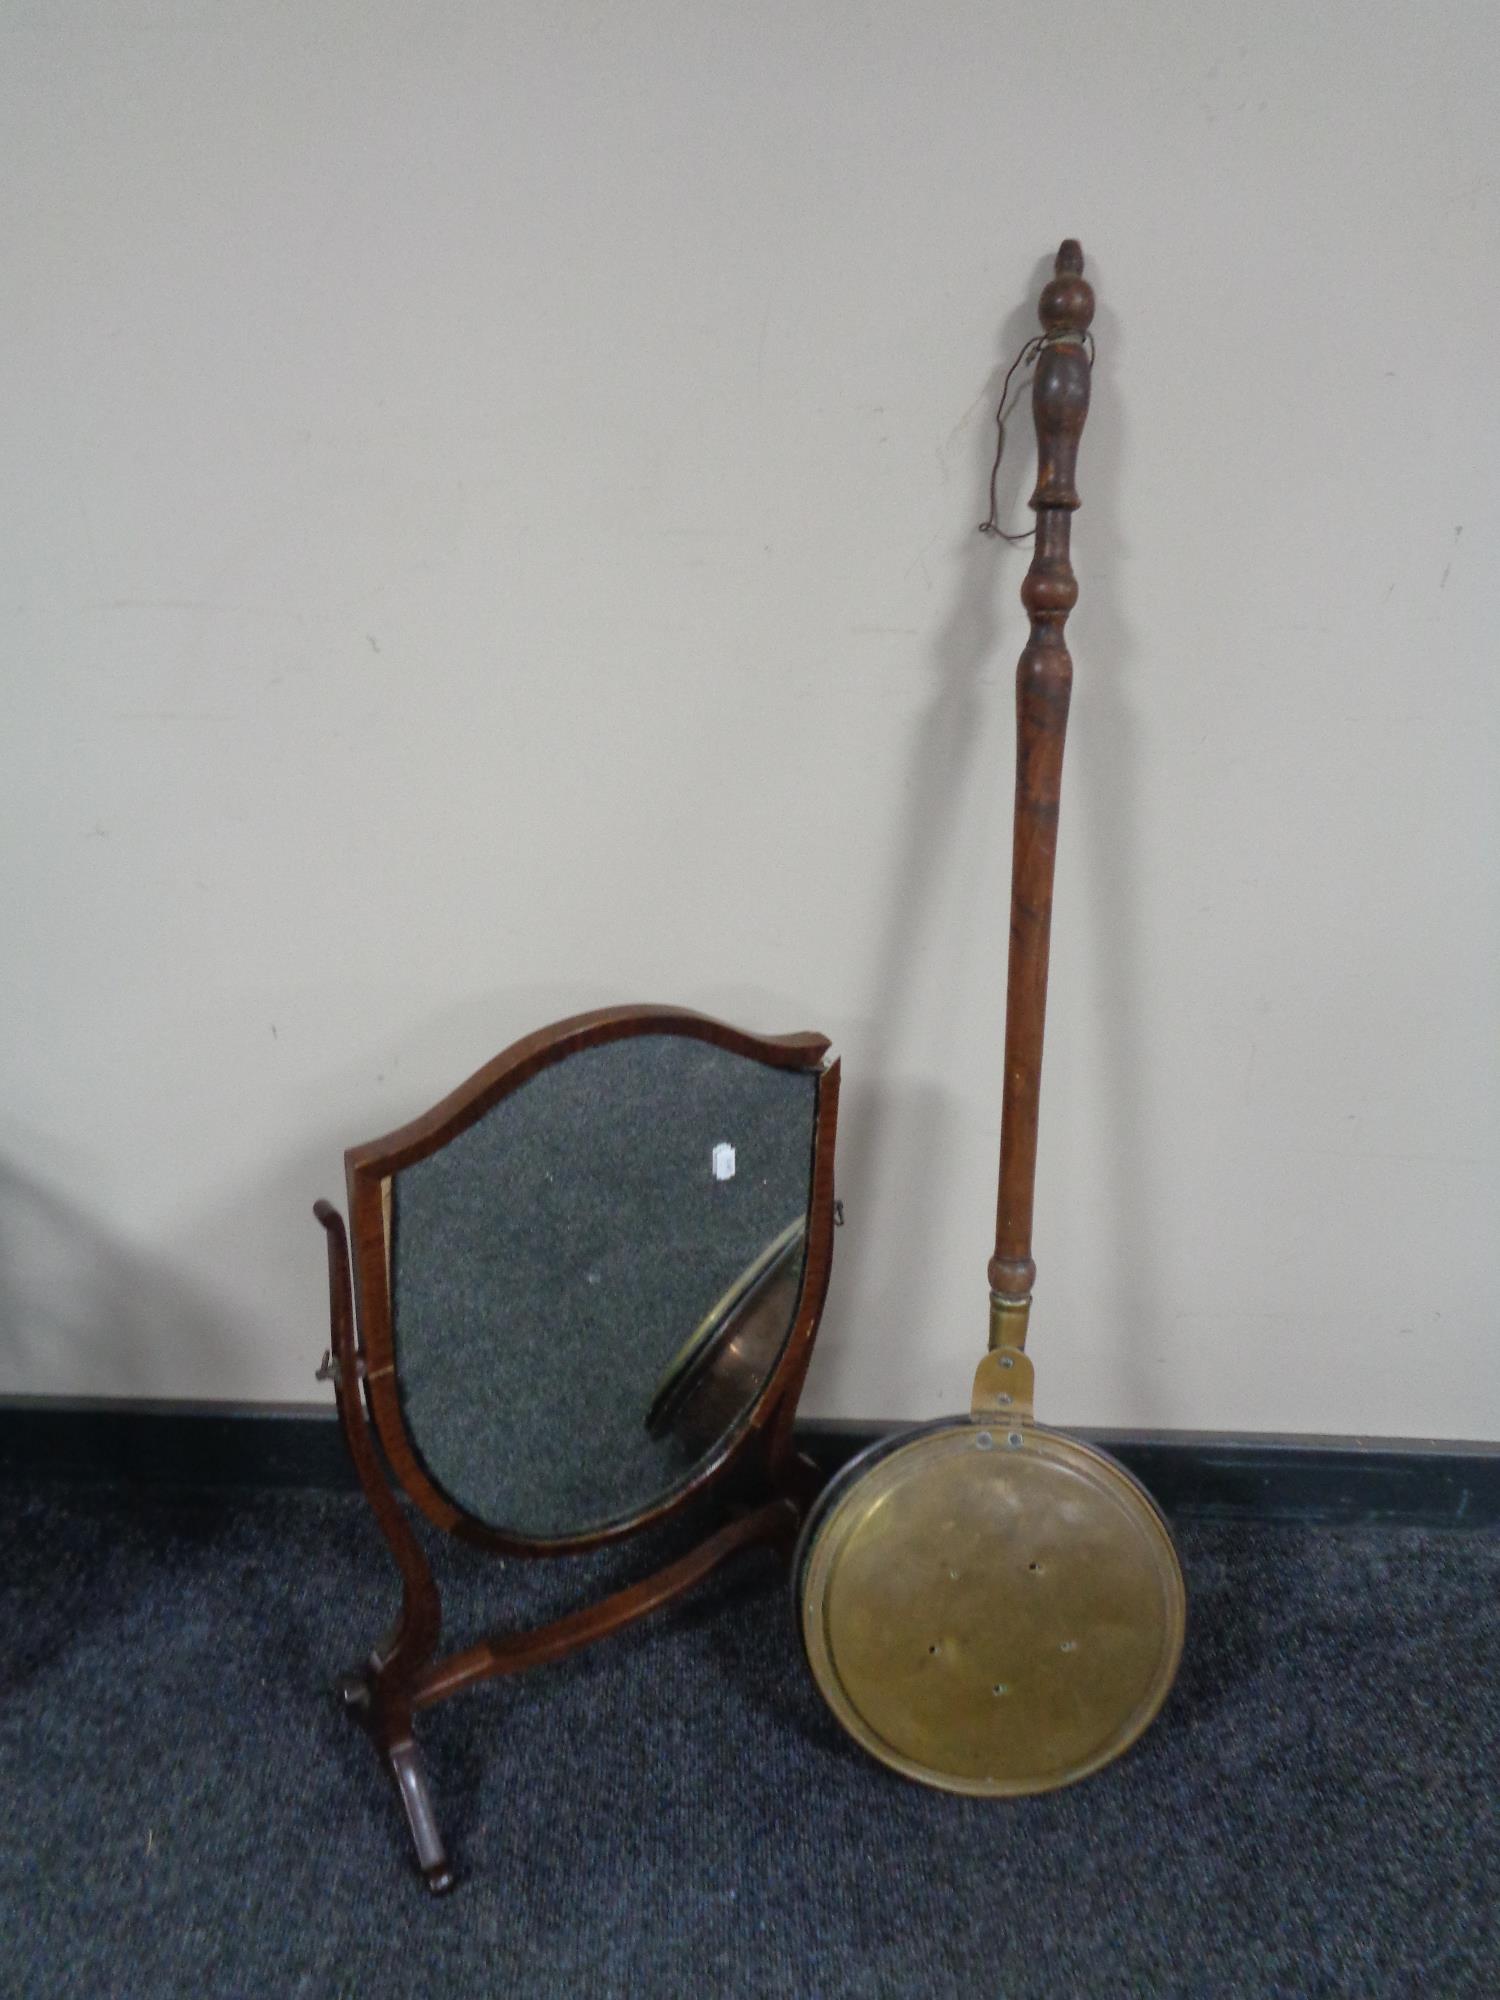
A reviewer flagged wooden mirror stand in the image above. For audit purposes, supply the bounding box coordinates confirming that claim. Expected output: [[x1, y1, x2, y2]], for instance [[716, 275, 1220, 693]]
[[313, 1004, 841, 1892]]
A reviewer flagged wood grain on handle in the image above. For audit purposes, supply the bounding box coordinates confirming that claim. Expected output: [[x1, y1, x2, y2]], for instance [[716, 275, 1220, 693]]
[[988, 241, 1095, 1304]]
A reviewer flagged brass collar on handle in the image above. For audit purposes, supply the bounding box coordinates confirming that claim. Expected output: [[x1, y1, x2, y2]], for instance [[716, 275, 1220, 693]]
[[987, 1292, 1031, 1352]]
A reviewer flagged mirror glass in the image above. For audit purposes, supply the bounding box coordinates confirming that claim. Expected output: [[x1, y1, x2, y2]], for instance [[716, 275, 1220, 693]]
[[388, 1034, 821, 1539]]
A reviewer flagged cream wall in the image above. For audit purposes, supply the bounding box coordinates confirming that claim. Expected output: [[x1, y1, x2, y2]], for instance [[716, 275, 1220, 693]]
[[3, 1, 1497, 1435]]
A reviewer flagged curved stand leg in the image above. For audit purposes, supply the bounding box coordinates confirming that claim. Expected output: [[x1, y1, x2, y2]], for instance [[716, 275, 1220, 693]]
[[334, 1664, 454, 1893], [316, 1202, 451, 1890]]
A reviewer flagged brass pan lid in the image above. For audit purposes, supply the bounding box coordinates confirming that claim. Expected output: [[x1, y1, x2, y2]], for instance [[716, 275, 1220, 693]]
[[797, 1418, 1185, 1796]]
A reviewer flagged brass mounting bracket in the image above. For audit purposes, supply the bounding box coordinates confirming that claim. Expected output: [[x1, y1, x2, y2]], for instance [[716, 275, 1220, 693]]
[[971, 1342, 1035, 1424]]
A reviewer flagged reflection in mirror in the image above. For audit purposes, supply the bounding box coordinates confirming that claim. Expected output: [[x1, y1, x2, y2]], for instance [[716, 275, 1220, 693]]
[[389, 1034, 819, 1540], [646, 1216, 806, 1458]]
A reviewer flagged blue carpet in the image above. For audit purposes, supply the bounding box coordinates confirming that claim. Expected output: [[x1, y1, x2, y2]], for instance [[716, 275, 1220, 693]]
[[1, 1483, 1496, 1998]]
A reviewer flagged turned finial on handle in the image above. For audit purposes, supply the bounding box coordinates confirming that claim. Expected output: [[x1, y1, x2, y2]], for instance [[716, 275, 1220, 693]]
[[1029, 242, 1094, 515], [1039, 240, 1094, 341]]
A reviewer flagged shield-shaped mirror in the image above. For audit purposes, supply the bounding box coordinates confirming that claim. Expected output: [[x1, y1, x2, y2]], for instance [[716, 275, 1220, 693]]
[[351, 1015, 833, 1542]]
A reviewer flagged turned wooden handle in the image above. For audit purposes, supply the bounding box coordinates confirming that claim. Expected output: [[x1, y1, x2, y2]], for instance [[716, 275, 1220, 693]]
[[988, 240, 1095, 1302]]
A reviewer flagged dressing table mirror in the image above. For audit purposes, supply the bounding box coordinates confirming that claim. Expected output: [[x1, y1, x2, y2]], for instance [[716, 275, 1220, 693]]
[[314, 1004, 840, 1891]]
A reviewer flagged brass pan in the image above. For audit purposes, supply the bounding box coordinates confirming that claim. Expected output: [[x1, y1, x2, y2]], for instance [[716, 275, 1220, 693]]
[[795, 1411, 1184, 1795], [794, 243, 1186, 1793]]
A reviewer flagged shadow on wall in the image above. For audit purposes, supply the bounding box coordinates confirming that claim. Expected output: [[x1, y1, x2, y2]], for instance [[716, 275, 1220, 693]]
[[819, 251, 1060, 1411], [814, 246, 1163, 1425], [0, 1157, 237, 1400], [2, 982, 841, 1410], [1066, 276, 1171, 1423]]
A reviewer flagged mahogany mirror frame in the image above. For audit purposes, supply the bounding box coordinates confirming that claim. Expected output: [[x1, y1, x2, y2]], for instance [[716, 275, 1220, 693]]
[[313, 1002, 841, 1892]]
